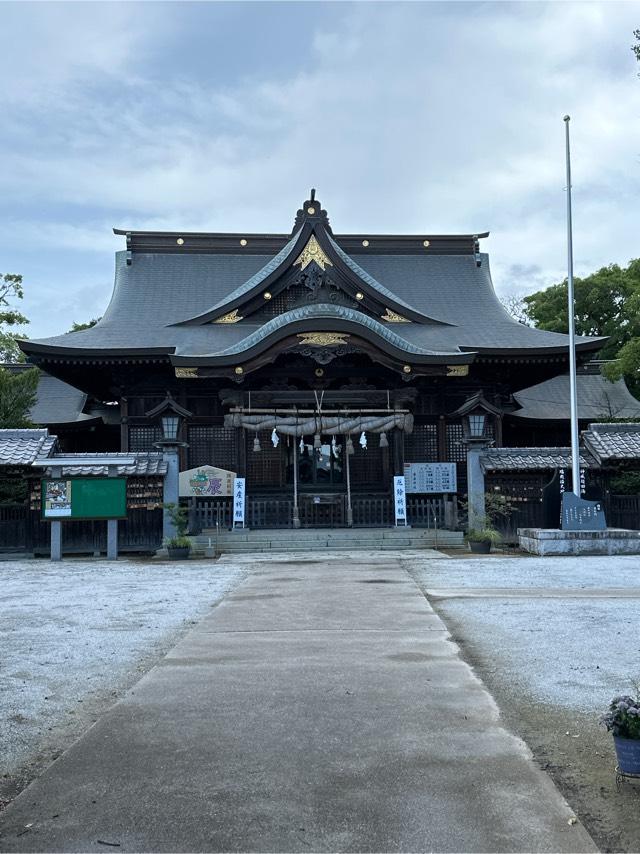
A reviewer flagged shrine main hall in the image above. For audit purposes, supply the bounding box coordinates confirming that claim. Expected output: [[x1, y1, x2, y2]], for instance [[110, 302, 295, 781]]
[[20, 191, 622, 528]]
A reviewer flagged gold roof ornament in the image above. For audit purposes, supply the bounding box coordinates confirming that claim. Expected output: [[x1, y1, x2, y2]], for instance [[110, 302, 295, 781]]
[[293, 235, 333, 271], [381, 309, 410, 323], [446, 365, 469, 377], [175, 367, 199, 378], [213, 309, 242, 324], [297, 332, 349, 346]]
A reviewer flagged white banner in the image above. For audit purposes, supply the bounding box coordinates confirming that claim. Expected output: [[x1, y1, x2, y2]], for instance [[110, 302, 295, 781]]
[[233, 477, 246, 527], [393, 475, 407, 527]]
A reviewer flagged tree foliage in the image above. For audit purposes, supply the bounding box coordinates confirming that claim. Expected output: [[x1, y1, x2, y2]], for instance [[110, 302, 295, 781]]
[[0, 273, 29, 362], [522, 259, 640, 393], [0, 366, 39, 428], [68, 317, 101, 333]]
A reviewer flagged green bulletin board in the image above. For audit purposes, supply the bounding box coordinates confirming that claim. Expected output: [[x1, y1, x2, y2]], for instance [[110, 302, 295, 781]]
[[42, 478, 127, 520]]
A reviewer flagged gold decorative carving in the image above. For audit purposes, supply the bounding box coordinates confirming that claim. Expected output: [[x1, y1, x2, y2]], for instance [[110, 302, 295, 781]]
[[297, 332, 349, 346], [381, 309, 410, 323], [293, 235, 333, 271], [213, 309, 242, 324], [175, 367, 199, 378], [447, 365, 469, 377]]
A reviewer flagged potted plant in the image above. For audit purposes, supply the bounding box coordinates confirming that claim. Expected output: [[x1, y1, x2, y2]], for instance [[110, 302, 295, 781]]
[[466, 526, 502, 554], [600, 684, 640, 775], [163, 502, 192, 559]]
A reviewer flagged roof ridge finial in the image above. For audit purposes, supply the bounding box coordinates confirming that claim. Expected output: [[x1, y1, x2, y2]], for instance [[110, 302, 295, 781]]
[[292, 189, 332, 235]]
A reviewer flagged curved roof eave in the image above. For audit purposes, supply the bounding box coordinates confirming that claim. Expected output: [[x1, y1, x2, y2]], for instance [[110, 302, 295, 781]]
[[170, 303, 475, 367]]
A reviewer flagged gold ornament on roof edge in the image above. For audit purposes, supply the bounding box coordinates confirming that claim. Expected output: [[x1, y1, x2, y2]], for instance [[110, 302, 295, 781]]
[[297, 332, 349, 347], [175, 367, 199, 378], [447, 365, 469, 376], [293, 235, 333, 271], [381, 309, 410, 323], [213, 309, 242, 324]]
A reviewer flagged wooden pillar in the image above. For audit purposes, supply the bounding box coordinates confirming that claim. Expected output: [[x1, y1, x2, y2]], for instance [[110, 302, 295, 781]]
[[437, 415, 447, 461], [120, 398, 129, 452], [392, 429, 404, 477]]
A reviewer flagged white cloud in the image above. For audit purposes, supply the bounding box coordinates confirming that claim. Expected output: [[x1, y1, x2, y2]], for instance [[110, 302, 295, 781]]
[[1, 1, 639, 334]]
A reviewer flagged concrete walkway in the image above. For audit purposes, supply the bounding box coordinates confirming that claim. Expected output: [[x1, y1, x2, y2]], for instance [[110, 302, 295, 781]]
[[0, 553, 596, 853]]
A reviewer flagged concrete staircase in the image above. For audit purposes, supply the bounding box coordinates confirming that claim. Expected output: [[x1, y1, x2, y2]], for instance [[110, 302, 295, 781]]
[[192, 526, 464, 554]]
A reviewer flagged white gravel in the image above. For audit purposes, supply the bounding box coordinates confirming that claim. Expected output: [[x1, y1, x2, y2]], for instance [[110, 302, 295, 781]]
[[410, 555, 640, 713], [0, 558, 247, 780]]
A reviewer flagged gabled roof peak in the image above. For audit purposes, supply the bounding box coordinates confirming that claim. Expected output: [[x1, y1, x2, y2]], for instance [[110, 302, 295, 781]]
[[292, 189, 333, 235]]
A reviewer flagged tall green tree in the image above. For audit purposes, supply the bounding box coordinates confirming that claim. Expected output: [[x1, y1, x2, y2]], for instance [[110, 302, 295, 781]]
[[0, 273, 29, 362], [522, 259, 640, 394], [0, 366, 39, 428]]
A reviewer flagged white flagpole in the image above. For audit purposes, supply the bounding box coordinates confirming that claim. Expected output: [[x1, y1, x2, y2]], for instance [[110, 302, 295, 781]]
[[564, 115, 581, 495]]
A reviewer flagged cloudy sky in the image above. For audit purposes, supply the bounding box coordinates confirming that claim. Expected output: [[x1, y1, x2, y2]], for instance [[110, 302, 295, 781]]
[[1, 0, 639, 339]]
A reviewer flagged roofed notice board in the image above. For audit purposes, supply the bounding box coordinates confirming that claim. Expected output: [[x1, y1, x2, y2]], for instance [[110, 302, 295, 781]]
[[42, 478, 127, 520], [403, 463, 457, 494]]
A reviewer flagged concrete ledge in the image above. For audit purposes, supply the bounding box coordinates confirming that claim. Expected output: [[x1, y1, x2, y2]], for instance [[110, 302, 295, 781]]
[[518, 527, 640, 556]]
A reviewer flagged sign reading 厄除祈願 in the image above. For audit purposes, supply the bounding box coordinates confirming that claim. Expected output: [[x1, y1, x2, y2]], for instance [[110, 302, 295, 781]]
[[560, 491, 607, 531], [394, 475, 407, 526], [178, 465, 236, 498], [403, 463, 457, 494]]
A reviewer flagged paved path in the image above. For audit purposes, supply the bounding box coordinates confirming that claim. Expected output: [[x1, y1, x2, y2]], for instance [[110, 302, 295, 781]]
[[0, 554, 595, 853]]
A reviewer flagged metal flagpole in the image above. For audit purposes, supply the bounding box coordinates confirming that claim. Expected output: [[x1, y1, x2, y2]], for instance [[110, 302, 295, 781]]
[[564, 115, 581, 495]]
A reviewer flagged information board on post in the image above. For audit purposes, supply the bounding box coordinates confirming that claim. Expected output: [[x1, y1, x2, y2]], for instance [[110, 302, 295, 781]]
[[42, 478, 127, 520], [393, 475, 407, 527], [403, 462, 457, 494], [233, 477, 246, 528]]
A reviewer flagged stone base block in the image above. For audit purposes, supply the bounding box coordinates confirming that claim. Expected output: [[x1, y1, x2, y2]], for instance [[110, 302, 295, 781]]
[[518, 528, 640, 556]]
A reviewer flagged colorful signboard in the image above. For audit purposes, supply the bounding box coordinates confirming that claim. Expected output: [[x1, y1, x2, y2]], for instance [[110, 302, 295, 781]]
[[178, 466, 236, 498], [43, 480, 72, 517]]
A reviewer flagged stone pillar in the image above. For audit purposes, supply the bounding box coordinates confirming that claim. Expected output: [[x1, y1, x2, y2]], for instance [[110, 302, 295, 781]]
[[465, 440, 489, 531], [162, 447, 180, 540]]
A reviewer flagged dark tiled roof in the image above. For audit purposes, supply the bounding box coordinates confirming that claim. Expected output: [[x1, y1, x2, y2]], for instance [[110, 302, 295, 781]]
[[30, 372, 92, 424], [583, 423, 640, 463], [512, 373, 640, 421], [481, 447, 596, 472], [21, 247, 604, 359], [50, 452, 168, 477], [0, 429, 56, 466]]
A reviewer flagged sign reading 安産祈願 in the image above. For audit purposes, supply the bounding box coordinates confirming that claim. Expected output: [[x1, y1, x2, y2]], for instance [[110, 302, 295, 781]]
[[233, 477, 246, 528], [403, 462, 457, 494], [394, 475, 407, 526], [41, 478, 127, 520], [178, 466, 236, 498]]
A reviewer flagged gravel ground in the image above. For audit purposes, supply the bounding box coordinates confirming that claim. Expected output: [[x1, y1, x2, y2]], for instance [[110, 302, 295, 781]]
[[408, 554, 640, 853], [0, 558, 247, 808]]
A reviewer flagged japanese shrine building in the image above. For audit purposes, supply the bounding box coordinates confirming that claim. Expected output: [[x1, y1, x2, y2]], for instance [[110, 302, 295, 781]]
[[20, 191, 609, 527]]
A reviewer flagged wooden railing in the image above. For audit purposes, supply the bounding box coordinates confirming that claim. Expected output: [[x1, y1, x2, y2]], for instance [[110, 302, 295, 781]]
[[194, 494, 450, 530], [606, 495, 640, 530]]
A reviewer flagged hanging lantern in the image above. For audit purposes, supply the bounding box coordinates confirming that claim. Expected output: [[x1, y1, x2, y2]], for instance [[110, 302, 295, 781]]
[[346, 436, 354, 455], [379, 431, 388, 448], [253, 433, 261, 452], [359, 431, 367, 450], [313, 433, 322, 450], [271, 428, 279, 448]]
